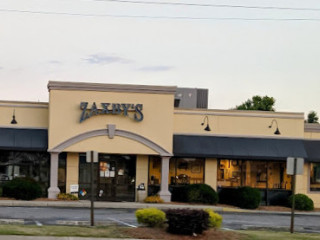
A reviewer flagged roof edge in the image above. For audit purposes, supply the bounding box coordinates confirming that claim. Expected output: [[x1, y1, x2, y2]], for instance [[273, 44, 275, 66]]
[[48, 81, 177, 94]]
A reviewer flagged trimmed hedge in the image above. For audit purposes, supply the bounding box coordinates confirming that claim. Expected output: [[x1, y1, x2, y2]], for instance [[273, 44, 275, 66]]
[[288, 194, 314, 211], [57, 193, 79, 201], [144, 195, 164, 203], [165, 209, 209, 235], [2, 178, 42, 200], [135, 208, 166, 227], [219, 187, 261, 209], [204, 209, 223, 228], [171, 184, 218, 204]]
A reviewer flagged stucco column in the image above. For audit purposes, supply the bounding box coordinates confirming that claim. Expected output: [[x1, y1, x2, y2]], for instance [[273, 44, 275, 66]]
[[48, 152, 60, 199], [158, 156, 171, 202]]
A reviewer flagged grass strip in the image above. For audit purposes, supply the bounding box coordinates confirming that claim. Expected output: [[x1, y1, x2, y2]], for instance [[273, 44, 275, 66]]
[[0, 225, 130, 238]]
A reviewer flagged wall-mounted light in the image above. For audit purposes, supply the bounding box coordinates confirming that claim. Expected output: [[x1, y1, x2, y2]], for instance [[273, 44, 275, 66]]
[[201, 116, 211, 131], [11, 109, 17, 124], [268, 119, 280, 135]]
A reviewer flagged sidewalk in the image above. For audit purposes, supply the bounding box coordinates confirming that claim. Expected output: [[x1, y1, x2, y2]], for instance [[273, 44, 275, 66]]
[[0, 199, 319, 216]]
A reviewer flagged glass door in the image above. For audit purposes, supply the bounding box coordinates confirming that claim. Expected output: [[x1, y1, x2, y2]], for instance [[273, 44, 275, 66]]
[[98, 155, 136, 202]]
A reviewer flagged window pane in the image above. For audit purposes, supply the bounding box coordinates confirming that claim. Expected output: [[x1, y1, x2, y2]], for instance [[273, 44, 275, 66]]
[[149, 156, 161, 185], [217, 159, 241, 187], [0, 151, 49, 196], [171, 158, 204, 185], [310, 163, 320, 191]]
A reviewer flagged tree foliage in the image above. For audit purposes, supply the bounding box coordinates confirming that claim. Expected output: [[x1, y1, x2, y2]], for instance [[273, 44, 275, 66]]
[[236, 95, 275, 111], [307, 111, 319, 123]]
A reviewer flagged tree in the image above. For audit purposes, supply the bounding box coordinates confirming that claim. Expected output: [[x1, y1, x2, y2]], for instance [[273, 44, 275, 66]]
[[235, 95, 275, 111], [307, 111, 319, 123]]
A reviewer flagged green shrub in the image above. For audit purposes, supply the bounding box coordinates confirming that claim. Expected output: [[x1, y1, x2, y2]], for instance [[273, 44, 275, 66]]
[[204, 209, 222, 228], [288, 194, 314, 211], [144, 195, 164, 203], [2, 178, 42, 200], [165, 209, 209, 235], [0, 187, 2, 197], [187, 184, 219, 204], [135, 208, 166, 227], [171, 184, 218, 205], [219, 187, 261, 209], [57, 193, 79, 201], [237, 187, 261, 209]]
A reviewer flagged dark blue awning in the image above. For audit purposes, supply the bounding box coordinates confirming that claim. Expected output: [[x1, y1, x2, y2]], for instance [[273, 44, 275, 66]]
[[0, 128, 48, 151], [304, 140, 320, 162], [173, 135, 307, 161]]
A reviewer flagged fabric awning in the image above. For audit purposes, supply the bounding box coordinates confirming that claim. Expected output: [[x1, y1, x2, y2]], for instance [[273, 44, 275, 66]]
[[0, 128, 48, 151], [173, 135, 307, 161], [304, 140, 320, 162]]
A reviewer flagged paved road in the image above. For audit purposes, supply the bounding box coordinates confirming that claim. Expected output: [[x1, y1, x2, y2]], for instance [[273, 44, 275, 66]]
[[0, 207, 320, 232]]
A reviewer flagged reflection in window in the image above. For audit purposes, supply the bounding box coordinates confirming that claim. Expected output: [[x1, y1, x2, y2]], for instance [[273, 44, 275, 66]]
[[217, 159, 291, 190], [310, 163, 320, 191], [0, 151, 50, 196]]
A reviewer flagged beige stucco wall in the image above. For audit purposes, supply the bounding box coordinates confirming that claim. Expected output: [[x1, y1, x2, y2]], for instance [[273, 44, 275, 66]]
[[295, 164, 320, 208], [205, 158, 217, 191], [304, 132, 320, 139], [0, 101, 48, 128], [66, 152, 79, 194], [64, 136, 158, 155], [174, 109, 304, 138], [136, 155, 149, 201], [48, 90, 174, 154]]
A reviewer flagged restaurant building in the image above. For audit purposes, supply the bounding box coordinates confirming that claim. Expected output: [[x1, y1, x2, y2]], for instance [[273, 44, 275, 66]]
[[0, 81, 319, 207]]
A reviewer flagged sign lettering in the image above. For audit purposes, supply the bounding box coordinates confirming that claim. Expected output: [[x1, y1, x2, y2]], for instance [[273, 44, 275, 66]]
[[80, 102, 144, 123]]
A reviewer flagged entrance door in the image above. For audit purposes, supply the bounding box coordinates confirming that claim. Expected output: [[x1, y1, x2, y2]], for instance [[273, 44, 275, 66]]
[[98, 155, 136, 202]]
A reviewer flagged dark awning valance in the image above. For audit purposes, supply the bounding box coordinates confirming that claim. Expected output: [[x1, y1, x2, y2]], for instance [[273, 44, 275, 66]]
[[173, 135, 307, 161], [0, 128, 48, 151], [304, 140, 320, 162]]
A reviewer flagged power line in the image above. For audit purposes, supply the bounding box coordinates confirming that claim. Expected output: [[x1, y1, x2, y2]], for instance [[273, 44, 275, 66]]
[[1, 8, 320, 21], [94, 0, 320, 11]]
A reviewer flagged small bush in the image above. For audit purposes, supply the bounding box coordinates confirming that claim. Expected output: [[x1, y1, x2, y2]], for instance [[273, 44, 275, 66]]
[[2, 178, 42, 200], [57, 193, 79, 201], [187, 184, 219, 204], [135, 208, 166, 227], [219, 187, 261, 209], [237, 187, 261, 209], [204, 209, 223, 228], [165, 209, 209, 235], [288, 194, 314, 211], [144, 195, 164, 203], [171, 184, 218, 205]]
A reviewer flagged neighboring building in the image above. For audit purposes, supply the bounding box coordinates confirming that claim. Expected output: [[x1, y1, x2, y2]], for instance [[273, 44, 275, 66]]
[[0, 81, 319, 207]]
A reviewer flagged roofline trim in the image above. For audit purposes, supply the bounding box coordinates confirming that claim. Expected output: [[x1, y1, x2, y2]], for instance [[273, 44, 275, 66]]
[[48, 81, 177, 94], [174, 110, 304, 119]]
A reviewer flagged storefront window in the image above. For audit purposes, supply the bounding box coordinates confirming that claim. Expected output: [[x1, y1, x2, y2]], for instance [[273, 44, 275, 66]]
[[148, 157, 204, 186], [217, 159, 291, 190], [58, 153, 67, 193], [149, 156, 161, 185], [0, 151, 50, 195], [170, 158, 204, 185], [310, 163, 320, 191]]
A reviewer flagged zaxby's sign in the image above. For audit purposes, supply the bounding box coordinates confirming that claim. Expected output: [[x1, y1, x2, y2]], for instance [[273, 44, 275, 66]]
[[80, 102, 144, 123]]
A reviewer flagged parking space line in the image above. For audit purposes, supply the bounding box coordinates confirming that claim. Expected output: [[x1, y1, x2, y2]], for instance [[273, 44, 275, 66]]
[[107, 217, 137, 228]]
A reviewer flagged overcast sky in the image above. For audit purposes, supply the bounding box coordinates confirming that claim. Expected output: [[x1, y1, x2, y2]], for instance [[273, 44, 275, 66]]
[[1, 0, 320, 117]]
